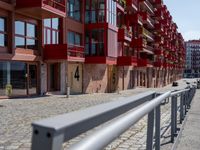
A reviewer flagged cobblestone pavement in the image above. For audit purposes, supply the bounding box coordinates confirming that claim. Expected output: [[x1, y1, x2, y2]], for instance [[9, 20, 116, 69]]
[[0, 79, 196, 150]]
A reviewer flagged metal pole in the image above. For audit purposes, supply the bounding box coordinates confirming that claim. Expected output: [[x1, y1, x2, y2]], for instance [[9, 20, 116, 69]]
[[146, 110, 155, 150], [174, 96, 177, 134], [184, 91, 187, 115], [180, 93, 184, 123], [146, 93, 156, 150], [155, 105, 161, 150], [171, 96, 176, 143]]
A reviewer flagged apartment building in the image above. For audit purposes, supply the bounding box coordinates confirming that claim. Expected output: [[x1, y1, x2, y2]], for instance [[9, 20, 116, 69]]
[[185, 40, 200, 78], [0, 0, 185, 98]]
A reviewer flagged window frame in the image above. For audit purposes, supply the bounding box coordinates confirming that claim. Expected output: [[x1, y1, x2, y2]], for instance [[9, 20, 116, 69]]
[[15, 20, 38, 50], [43, 18, 60, 45], [67, 0, 82, 22], [67, 30, 82, 46], [85, 28, 105, 56], [0, 17, 7, 47], [85, 0, 106, 23]]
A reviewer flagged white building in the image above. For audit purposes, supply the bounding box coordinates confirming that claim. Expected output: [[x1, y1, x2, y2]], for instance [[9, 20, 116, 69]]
[[185, 40, 200, 78]]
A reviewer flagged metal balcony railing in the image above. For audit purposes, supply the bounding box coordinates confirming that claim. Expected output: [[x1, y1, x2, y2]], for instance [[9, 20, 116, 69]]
[[67, 44, 85, 58], [31, 86, 196, 150], [141, 0, 154, 13], [141, 27, 154, 40], [43, 0, 66, 13], [116, 0, 126, 7]]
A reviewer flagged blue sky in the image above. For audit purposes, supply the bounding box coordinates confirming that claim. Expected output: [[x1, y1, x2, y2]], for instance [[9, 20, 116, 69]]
[[163, 0, 200, 41]]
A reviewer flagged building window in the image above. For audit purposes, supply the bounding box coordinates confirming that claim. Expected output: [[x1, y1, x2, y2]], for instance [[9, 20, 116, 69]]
[[0, 17, 7, 47], [107, 0, 117, 26], [0, 61, 38, 96], [85, 0, 116, 25], [85, 0, 106, 23], [44, 18, 59, 44], [67, 31, 81, 45], [85, 29, 105, 56], [15, 21, 37, 49], [67, 0, 81, 21]]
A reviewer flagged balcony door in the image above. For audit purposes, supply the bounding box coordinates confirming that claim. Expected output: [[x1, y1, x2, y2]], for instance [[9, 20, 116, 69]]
[[28, 64, 37, 95]]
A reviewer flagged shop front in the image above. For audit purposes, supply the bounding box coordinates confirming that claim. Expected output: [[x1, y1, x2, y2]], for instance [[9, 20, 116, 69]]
[[0, 61, 38, 97]]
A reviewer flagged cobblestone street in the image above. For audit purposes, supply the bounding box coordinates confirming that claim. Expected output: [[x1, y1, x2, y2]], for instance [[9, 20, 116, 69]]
[[0, 79, 195, 150]]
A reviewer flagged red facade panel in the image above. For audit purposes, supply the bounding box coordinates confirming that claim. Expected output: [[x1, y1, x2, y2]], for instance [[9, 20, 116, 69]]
[[44, 44, 85, 62], [16, 0, 66, 18], [117, 56, 137, 66]]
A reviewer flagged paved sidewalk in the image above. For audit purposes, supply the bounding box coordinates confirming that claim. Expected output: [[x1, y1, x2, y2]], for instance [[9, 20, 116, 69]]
[[0, 79, 196, 150], [176, 89, 200, 150]]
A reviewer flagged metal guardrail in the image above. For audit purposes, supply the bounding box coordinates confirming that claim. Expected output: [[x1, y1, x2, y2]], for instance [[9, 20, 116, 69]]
[[31, 86, 196, 150]]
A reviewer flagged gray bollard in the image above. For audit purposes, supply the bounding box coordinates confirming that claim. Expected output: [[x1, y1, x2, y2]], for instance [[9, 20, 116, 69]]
[[66, 86, 70, 98]]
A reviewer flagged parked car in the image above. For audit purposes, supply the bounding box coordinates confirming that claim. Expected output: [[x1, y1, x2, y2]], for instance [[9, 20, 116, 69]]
[[172, 81, 178, 87]]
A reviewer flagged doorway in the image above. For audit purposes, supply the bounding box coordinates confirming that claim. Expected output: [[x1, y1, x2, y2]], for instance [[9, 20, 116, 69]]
[[28, 64, 38, 95], [48, 63, 60, 92], [130, 70, 136, 89]]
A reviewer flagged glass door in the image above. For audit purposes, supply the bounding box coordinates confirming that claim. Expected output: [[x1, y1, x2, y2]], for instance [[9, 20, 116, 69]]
[[28, 64, 37, 95]]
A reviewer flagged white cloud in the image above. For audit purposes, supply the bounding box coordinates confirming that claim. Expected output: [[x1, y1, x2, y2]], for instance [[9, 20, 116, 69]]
[[183, 31, 200, 41]]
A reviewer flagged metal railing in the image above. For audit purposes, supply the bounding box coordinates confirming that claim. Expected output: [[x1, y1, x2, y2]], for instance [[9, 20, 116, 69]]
[[43, 0, 66, 13], [67, 44, 85, 58], [31, 85, 196, 150]]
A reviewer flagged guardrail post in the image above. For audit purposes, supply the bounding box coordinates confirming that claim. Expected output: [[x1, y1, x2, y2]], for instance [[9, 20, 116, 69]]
[[171, 96, 177, 143], [155, 105, 161, 150], [184, 91, 187, 115], [174, 96, 178, 134], [146, 109, 155, 150], [31, 126, 64, 150], [180, 93, 184, 124]]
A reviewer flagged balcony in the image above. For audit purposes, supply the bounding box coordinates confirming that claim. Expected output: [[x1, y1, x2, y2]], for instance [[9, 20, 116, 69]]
[[154, 23, 164, 33], [117, 56, 137, 66], [139, 27, 154, 41], [162, 27, 168, 36], [118, 28, 132, 42], [44, 44, 85, 62], [163, 62, 168, 68], [153, 0, 163, 7], [126, 0, 138, 11], [85, 56, 117, 65], [68, 44, 85, 61], [139, 0, 154, 14], [116, 0, 126, 12], [154, 61, 163, 67], [16, 0, 66, 19], [164, 41, 171, 50], [126, 13, 143, 25], [161, 19, 170, 27], [132, 38, 154, 54], [154, 49, 163, 55], [139, 12, 154, 28], [155, 36, 164, 44], [137, 58, 152, 67], [154, 8, 164, 20]]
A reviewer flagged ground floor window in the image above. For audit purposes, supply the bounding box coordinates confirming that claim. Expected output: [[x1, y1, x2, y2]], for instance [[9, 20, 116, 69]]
[[0, 61, 38, 96]]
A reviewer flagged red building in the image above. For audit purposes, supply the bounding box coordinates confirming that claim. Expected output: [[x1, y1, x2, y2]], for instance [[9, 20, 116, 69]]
[[0, 0, 185, 98]]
